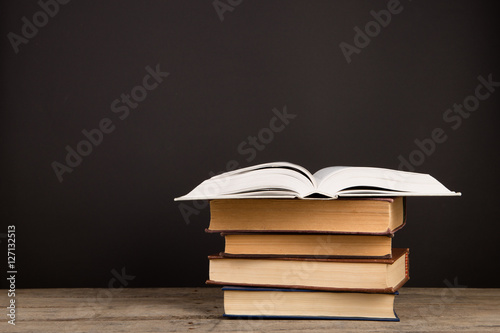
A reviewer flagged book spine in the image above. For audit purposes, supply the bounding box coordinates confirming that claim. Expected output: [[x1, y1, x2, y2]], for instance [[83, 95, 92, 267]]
[[206, 228, 398, 235], [405, 251, 409, 279], [222, 314, 400, 322], [206, 280, 402, 294]]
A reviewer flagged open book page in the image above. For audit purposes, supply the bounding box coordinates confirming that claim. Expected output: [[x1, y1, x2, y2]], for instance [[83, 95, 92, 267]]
[[210, 162, 316, 186], [314, 167, 457, 197], [175, 162, 316, 200], [312, 166, 351, 184]]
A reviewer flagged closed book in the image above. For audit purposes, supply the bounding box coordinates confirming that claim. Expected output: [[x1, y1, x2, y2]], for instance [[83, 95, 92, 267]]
[[207, 197, 405, 235], [222, 286, 400, 321], [221, 233, 392, 258], [207, 248, 409, 293]]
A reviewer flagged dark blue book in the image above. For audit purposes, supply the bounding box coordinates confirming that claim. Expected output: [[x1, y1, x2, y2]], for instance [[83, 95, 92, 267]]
[[221, 286, 400, 321]]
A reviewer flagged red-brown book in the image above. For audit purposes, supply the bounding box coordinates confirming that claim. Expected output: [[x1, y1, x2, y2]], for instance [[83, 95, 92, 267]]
[[206, 248, 409, 293]]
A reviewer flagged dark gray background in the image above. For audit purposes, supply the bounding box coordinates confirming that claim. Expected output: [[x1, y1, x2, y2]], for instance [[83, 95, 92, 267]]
[[1, 1, 499, 289]]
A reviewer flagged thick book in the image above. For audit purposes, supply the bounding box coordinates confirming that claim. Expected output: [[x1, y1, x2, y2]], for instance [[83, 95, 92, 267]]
[[174, 162, 460, 200], [221, 233, 392, 258], [207, 197, 405, 235], [222, 286, 400, 321], [207, 248, 409, 293]]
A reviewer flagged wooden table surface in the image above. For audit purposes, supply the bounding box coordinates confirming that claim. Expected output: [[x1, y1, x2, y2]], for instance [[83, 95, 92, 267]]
[[1, 288, 499, 332]]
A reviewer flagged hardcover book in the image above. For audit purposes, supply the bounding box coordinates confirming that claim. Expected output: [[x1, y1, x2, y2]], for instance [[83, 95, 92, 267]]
[[222, 286, 400, 321], [207, 197, 405, 235], [221, 233, 393, 258], [207, 248, 409, 293]]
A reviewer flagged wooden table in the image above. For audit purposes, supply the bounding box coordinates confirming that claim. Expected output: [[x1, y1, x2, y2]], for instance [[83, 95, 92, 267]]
[[1, 288, 499, 332]]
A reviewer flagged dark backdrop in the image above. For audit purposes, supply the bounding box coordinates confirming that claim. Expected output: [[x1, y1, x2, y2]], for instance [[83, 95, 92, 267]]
[[1, 1, 499, 289]]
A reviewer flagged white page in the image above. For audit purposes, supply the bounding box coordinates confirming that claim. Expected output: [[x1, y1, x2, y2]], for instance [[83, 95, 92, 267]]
[[315, 167, 457, 196], [312, 166, 351, 184], [211, 162, 316, 186], [175, 165, 315, 200]]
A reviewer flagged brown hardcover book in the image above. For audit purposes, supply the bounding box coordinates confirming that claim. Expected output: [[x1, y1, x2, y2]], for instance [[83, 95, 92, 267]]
[[221, 233, 392, 259], [207, 197, 405, 235], [206, 248, 409, 293], [222, 286, 400, 321]]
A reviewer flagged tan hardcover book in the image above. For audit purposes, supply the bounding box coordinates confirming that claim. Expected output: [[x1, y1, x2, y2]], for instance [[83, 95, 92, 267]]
[[207, 248, 409, 293], [222, 287, 400, 321], [207, 197, 405, 235], [222, 233, 392, 258]]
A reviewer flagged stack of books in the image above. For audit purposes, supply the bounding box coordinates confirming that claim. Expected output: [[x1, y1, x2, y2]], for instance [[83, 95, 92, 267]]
[[175, 162, 459, 321], [206, 198, 408, 321]]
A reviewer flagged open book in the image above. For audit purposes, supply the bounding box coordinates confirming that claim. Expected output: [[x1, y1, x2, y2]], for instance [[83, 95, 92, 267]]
[[174, 162, 460, 200]]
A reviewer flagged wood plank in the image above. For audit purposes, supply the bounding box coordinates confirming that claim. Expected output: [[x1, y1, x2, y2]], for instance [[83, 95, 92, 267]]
[[0, 288, 499, 332]]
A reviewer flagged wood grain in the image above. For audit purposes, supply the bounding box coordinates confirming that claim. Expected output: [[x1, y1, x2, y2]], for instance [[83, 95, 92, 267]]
[[0, 288, 499, 332]]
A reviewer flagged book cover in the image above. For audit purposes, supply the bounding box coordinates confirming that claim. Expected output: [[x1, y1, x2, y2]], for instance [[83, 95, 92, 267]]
[[207, 248, 410, 293], [222, 286, 401, 321]]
